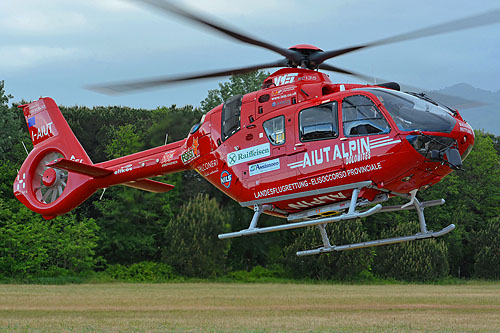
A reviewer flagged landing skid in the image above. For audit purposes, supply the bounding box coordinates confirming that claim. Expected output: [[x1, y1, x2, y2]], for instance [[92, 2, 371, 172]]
[[297, 224, 455, 256], [218, 182, 455, 256]]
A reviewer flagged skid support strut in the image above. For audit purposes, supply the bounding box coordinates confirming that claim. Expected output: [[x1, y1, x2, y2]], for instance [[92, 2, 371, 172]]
[[218, 184, 381, 240], [296, 194, 454, 256], [218, 183, 455, 257]]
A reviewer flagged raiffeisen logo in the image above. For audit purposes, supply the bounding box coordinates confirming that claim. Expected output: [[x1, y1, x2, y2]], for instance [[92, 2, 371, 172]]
[[287, 136, 401, 169], [227, 143, 270, 167]]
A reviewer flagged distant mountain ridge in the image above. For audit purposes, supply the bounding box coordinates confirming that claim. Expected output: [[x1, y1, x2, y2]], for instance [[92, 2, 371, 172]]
[[427, 83, 500, 135]]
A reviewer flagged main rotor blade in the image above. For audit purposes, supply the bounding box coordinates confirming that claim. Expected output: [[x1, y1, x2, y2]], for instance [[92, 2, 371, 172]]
[[312, 7, 500, 65], [133, 0, 301, 62], [319, 63, 386, 83], [87, 60, 287, 95], [319, 64, 483, 109]]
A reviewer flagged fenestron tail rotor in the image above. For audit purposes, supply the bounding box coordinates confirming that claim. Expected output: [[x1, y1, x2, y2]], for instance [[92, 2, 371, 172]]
[[32, 152, 68, 204]]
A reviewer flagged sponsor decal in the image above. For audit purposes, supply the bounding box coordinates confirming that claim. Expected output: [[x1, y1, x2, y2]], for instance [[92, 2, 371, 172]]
[[459, 122, 474, 135], [288, 193, 347, 210], [271, 86, 295, 97], [220, 170, 232, 188], [26, 100, 46, 116], [181, 149, 196, 164], [114, 164, 133, 175], [181, 138, 199, 164], [28, 117, 36, 128], [273, 73, 298, 86], [271, 91, 296, 101], [272, 100, 291, 108], [161, 150, 177, 167], [70, 155, 84, 163], [227, 143, 270, 167], [161, 151, 175, 163], [288, 136, 400, 169], [162, 161, 178, 167], [249, 158, 280, 176], [193, 138, 199, 155], [197, 159, 218, 176]]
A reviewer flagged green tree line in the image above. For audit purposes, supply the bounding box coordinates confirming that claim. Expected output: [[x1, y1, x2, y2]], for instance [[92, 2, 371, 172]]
[[1, 75, 499, 282]]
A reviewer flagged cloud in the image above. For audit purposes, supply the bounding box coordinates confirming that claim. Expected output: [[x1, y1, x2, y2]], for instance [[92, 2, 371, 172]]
[[0, 0, 141, 37], [0, 45, 83, 72], [85, 0, 137, 12], [1, 1, 87, 36]]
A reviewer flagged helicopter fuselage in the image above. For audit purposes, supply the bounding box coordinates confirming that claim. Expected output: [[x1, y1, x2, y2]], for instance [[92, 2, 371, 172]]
[[187, 68, 474, 216], [13, 68, 474, 220]]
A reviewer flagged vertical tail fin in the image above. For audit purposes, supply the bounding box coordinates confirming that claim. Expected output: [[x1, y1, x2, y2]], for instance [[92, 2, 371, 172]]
[[21, 97, 92, 163]]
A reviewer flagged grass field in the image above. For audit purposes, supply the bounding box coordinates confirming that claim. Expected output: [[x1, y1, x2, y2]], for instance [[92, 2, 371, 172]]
[[1, 282, 499, 332]]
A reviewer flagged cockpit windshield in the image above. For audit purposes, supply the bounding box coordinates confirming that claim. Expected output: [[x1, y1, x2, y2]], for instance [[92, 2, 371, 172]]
[[362, 88, 456, 133]]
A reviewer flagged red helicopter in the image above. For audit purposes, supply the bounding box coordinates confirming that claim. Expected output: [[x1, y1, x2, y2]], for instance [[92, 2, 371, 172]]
[[14, 1, 498, 256]]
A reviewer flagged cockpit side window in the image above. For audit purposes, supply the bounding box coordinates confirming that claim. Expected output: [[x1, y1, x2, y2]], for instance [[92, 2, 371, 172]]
[[299, 101, 338, 142], [342, 95, 390, 136], [263, 115, 285, 145], [222, 94, 243, 141], [365, 88, 456, 133]]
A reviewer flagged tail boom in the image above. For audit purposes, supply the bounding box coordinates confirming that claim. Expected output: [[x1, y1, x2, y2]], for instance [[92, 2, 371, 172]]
[[14, 97, 190, 219]]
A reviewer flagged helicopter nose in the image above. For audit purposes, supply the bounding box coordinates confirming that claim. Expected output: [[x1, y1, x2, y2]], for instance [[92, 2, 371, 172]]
[[457, 120, 475, 161]]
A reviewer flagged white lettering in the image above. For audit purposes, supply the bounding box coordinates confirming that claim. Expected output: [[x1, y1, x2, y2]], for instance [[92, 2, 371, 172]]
[[70, 155, 84, 163], [314, 149, 323, 165], [113, 164, 133, 175], [303, 152, 312, 168], [253, 180, 309, 199], [342, 142, 349, 159], [323, 146, 330, 162], [228, 143, 271, 167], [349, 140, 356, 156], [35, 122, 54, 140], [273, 73, 299, 86], [333, 145, 342, 160]]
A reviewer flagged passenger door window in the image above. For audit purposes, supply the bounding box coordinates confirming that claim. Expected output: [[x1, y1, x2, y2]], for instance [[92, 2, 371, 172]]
[[342, 95, 390, 136], [299, 102, 338, 142]]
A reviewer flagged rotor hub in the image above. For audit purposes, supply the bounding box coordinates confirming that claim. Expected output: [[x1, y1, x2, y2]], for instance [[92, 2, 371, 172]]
[[288, 44, 323, 52], [42, 168, 57, 187]]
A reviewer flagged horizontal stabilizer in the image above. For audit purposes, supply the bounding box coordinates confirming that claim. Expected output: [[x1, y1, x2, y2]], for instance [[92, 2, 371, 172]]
[[48, 158, 113, 177], [124, 179, 174, 193]]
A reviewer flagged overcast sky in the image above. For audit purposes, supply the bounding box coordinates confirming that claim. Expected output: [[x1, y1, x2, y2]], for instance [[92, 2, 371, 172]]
[[2, 0, 500, 109]]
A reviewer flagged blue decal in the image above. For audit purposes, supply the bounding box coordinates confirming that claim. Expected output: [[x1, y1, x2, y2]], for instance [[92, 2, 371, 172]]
[[28, 117, 36, 128], [220, 170, 232, 188]]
